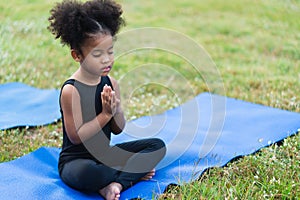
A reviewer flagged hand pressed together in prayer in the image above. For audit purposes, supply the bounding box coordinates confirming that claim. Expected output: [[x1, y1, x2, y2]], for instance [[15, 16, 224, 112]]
[[101, 84, 121, 117]]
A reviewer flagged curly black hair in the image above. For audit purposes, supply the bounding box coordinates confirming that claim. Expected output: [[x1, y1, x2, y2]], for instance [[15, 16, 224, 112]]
[[48, 0, 125, 52]]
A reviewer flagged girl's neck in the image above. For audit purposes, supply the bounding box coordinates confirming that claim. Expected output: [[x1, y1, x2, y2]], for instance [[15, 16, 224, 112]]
[[71, 68, 101, 86]]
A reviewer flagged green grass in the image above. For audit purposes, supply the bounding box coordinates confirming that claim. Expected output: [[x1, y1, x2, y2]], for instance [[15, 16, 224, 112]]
[[1, 0, 300, 199]]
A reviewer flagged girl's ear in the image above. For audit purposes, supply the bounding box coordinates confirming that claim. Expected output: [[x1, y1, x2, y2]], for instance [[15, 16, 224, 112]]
[[71, 49, 82, 62]]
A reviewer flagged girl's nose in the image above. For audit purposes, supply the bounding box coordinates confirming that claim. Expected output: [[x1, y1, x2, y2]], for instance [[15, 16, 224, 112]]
[[102, 55, 110, 64]]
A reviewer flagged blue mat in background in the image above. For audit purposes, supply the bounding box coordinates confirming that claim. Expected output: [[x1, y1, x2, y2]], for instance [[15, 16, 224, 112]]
[[0, 82, 61, 130], [0, 91, 299, 199]]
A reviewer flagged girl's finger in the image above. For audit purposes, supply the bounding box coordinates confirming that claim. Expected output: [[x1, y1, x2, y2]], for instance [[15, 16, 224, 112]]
[[102, 91, 110, 105], [111, 91, 116, 104]]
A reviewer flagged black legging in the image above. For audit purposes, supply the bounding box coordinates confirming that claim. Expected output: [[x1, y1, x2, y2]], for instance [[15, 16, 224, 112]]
[[60, 138, 166, 192]]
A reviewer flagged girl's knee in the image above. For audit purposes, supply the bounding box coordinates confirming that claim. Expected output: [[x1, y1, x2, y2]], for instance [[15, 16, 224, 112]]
[[153, 138, 166, 149], [151, 138, 166, 156]]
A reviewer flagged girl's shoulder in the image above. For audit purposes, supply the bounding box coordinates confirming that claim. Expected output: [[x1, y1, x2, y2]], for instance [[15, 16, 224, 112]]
[[62, 79, 76, 87], [60, 79, 76, 95]]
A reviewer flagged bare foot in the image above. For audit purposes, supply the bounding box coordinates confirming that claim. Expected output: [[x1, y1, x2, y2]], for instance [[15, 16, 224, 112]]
[[140, 169, 156, 181], [99, 182, 122, 200]]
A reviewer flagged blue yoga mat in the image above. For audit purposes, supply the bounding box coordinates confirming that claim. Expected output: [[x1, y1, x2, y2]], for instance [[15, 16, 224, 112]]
[[0, 92, 299, 199], [0, 82, 61, 130]]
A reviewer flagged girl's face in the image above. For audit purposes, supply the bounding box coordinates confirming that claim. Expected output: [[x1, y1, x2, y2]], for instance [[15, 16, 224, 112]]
[[79, 34, 114, 77]]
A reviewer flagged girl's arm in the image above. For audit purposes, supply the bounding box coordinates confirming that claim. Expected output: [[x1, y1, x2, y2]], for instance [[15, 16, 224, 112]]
[[60, 84, 113, 145], [110, 77, 126, 134]]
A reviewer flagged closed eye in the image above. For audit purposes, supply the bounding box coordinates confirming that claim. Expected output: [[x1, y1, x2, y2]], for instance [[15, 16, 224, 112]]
[[92, 50, 102, 57]]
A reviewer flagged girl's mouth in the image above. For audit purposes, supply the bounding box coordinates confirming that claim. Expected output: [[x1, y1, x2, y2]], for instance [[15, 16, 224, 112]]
[[103, 66, 111, 72]]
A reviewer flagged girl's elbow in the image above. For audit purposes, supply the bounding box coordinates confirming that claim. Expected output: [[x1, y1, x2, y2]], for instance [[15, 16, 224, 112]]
[[111, 119, 125, 134], [112, 123, 125, 134], [112, 127, 123, 135], [70, 137, 82, 145], [67, 131, 83, 145]]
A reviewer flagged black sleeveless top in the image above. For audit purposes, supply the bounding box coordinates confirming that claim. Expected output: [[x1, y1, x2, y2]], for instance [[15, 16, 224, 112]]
[[58, 76, 113, 174]]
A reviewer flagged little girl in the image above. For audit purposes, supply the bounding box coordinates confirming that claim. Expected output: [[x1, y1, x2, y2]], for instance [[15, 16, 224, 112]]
[[48, 0, 166, 199]]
